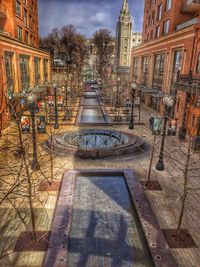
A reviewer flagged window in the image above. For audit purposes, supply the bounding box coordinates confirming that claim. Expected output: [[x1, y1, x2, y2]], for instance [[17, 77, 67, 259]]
[[197, 117, 200, 135], [148, 15, 151, 26], [5, 52, 14, 97], [171, 50, 182, 90], [166, 0, 172, 11], [177, 97, 180, 113], [30, 1, 34, 13], [163, 20, 170, 35], [196, 52, 200, 73], [24, 8, 28, 26], [156, 25, 160, 38], [195, 95, 200, 107], [30, 34, 33, 45], [157, 4, 162, 21], [133, 58, 139, 80], [20, 56, 30, 90], [17, 26, 22, 41], [16, 0, 21, 17], [152, 11, 155, 25], [142, 57, 150, 86], [43, 59, 49, 82], [153, 53, 165, 90], [25, 30, 28, 43], [29, 15, 33, 30], [34, 58, 41, 83], [150, 30, 154, 40]]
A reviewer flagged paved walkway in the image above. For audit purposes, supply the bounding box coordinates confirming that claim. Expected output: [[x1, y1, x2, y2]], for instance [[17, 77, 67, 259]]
[[0, 88, 200, 267]]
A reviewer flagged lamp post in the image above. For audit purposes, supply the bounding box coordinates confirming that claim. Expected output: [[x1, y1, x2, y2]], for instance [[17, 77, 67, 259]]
[[129, 81, 137, 130], [64, 76, 68, 108], [116, 76, 121, 120], [26, 93, 39, 171], [53, 81, 59, 129], [155, 95, 174, 171]]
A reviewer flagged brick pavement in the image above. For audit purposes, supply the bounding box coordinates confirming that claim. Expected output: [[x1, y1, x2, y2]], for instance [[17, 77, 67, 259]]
[[0, 98, 200, 266]]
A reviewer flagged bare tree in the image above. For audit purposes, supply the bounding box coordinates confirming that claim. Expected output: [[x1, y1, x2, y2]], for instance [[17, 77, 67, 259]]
[[92, 29, 114, 81], [39, 28, 60, 65]]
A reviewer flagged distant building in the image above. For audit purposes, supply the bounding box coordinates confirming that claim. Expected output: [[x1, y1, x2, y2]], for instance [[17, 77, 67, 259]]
[[84, 39, 116, 81], [131, 32, 142, 47], [131, 0, 200, 143], [0, 0, 51, 129], [115, 0, 132, 70]]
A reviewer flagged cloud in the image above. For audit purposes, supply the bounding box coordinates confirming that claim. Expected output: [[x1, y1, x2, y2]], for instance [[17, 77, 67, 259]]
[[38, 0, 144, 38], [90, 12, 111, 24]]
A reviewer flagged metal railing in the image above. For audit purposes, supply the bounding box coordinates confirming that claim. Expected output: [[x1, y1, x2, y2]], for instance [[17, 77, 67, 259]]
[[182, 0, 200, 10]]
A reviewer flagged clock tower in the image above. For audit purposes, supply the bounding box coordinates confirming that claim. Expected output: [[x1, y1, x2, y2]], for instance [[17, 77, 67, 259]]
[[115, 0, 132, 68]]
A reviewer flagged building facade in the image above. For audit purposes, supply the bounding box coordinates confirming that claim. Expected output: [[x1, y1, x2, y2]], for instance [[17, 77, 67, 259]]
[[0, 0, 51, 130], [115, 0, 132, 68], [131, 32, 142, 47], [131, 0, 200, 143]]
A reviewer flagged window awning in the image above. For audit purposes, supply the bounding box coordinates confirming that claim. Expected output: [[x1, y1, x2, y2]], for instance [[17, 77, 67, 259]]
[[139, 87, 160, 94]]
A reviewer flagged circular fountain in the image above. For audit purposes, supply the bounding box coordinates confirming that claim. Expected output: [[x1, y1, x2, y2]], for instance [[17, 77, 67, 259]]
[[44, 129, 146, 159]]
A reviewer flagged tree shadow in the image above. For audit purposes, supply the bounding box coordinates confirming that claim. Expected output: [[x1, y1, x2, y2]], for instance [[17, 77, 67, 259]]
[[68, 210, 152, 267]]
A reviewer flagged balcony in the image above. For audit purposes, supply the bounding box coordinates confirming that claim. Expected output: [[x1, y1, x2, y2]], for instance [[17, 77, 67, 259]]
[[182, 0, 200, 13], [176, 71, 200, 94], [0, 3, 7, 18], [176, 17, 198, 31]]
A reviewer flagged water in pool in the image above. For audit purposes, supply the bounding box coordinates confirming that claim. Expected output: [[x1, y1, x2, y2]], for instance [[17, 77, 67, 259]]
[[67, 174, 154, 267]]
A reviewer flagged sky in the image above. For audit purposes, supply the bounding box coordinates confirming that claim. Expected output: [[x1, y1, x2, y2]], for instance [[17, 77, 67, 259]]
[[38, 0, 144, 38]]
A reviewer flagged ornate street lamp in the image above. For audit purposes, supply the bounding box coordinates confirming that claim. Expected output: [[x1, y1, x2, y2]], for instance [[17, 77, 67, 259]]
[[53, 81, 59, 129], [27, 92, 40, 171], [129, 81, 137, 130], [155, 95, 174, 171]]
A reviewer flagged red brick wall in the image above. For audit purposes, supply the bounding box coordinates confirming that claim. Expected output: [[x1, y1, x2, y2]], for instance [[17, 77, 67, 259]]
[[0, 0, 39, 47], [131, 25, 200, 132], [142, 0, 196, 43]]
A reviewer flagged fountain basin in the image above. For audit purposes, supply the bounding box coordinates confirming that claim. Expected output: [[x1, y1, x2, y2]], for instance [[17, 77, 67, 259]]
[[44, 129, 145, 159]]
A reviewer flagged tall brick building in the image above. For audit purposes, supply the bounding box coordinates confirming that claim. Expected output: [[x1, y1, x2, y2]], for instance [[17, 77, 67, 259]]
[[0, 0, 50, 130], [131, 0, 200, 142]]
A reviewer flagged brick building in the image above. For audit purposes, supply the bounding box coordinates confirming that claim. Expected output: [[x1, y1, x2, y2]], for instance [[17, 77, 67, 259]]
[[131, 0, 200, 143], [0, 0, 51, 130]]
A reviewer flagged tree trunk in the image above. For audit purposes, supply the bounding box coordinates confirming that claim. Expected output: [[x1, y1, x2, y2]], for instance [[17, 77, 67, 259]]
[[175, 137, 192, 242], [11, 106, 37, 240], [147, 134, 156, 183]]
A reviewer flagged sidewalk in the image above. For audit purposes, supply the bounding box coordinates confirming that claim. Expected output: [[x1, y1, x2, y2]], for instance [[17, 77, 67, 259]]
[[0, 99, 199, 266]]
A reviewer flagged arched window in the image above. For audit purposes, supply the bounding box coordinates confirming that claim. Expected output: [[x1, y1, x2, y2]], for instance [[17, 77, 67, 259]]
[[196, 52, 200, 73]]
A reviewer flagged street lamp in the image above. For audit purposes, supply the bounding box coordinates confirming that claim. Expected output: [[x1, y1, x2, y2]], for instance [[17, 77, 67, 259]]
[[53, 81, 59, 129], [26, 92, 39, 171], [155, 95, 174, 171], [64, 76, 68, 108], [129, 81, 137, 130], [116, 76, 121, 120]]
